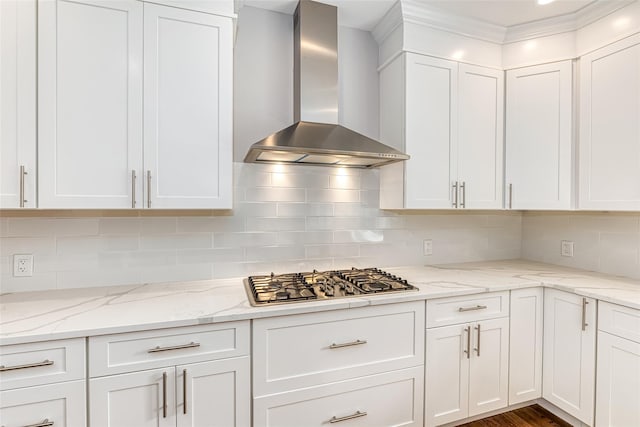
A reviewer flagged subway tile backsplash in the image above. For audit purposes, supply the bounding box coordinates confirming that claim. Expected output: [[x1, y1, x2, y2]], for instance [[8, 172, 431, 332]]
[[0, 163, 523, 293]]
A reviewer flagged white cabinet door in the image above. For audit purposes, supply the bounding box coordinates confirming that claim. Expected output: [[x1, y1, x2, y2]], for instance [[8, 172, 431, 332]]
[[0, 380, 85, 427], [0, 0, 36, 208], [143, 3, 232, 209], [38, 0, 143, 208], [505, 61, 573, 210], [579, 34, 640, 210], [596, 331, 640, 427], [468, 317, 509, 417], [425, 324, 469, 426], [90, 368, 176, 427], [509, 288, 543, 405], [404, 53, 458, 209], [543, 289, 596, 425], [177, 357, 250, 427], [458, 64, 504, 209]]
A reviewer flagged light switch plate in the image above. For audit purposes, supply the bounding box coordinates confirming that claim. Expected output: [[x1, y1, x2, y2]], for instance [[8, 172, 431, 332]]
[[423, 239, 433, 256], [13, 254, 34, 277], [561, 241, 574, 257]]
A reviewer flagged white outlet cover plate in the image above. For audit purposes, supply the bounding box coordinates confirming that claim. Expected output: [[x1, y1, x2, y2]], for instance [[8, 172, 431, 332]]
[[561, 241, 574, 257], [13, 254, 34, 277], [423, 239, 433, 256]]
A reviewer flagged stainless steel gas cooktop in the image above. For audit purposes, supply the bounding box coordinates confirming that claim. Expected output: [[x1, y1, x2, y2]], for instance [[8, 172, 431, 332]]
[[244, 268, 418, 306]]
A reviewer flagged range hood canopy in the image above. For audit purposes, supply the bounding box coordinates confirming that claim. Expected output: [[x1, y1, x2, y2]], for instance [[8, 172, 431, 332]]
[[243, 0, 409, 168]]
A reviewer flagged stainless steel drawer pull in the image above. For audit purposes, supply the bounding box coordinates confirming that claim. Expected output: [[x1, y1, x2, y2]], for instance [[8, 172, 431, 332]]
[[508, 183, 513, 209], [329, 339, 367, 349], [452, 182, 459, 208], [474, 324, 481, 356], [464, 326, 471, 359], [20, 419, 54, 427], [0, 359, 54, 372], [460, 181, 466, 208], [162, 371, 167, 418], [148, 342, 201, 353], [183, 369, 188, 415], [146, 170, 152, 208], [131, 170, 137, 208], [329, 411, 367, 423], [458, 305, 488, 312], [582, 298, 589, 331]]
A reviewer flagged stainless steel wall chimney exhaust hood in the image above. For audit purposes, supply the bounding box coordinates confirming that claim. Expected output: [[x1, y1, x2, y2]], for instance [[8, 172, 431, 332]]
[[243, 0, 409, 168]]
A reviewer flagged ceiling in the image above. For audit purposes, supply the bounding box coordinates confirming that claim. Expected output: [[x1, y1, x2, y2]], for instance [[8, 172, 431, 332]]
[[241, 0, 624, 31]]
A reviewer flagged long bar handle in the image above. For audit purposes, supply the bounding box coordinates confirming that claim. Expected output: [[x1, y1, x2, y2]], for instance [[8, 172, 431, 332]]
[[19, 419, 54, 427], [19, 165, 27, 207], [147, 170, 152, 208], [582, 298, 589, 331], [452, 182, 459, 208], [148, 342, 200, 353], [329, 411, 367, 424], [508, 183, 513, 209], [464, 326, 471, 359], [329, 339, 367, 349], [460, 181, 466, 208], [0, 359, 53, 372], [131, 170, 137, 208], [458, 305, 488, 312], [474, 324, 481, 356], [162, 371, 167, 418], [183, 369, 187, 415]]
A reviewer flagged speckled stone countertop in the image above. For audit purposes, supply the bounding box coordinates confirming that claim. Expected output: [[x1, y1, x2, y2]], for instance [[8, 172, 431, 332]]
[[1, 260, 638, 345]]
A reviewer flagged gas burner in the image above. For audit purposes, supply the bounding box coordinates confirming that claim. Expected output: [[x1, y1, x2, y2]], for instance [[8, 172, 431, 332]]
[[244, 268, 418, 306]]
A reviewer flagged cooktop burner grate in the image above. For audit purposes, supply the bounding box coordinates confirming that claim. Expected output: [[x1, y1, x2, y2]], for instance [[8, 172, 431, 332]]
[[244, 268, 418, 306]]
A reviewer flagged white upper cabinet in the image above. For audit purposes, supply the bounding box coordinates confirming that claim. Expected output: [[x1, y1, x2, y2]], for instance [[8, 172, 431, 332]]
[[505, 61, 573, 210], [143, 4, 232, 209], [37, 0, 232, 209], [458, 64, 504, 209], [0, 0, 37, 208], [38, 0, 143, 209], [579, 34, 640, 210], [380, 53, 503, 209]]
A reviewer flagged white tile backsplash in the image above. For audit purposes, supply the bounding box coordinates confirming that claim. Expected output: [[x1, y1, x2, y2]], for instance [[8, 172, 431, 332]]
[[0, 163, 523, 293]]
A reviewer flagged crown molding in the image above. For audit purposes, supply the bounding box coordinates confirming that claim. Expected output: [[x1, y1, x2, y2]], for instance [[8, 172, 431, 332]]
[[374, 0, 638, 45]]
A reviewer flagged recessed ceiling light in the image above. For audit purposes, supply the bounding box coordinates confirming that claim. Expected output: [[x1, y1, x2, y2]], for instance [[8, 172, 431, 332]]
[[537, 0, 556, 5]]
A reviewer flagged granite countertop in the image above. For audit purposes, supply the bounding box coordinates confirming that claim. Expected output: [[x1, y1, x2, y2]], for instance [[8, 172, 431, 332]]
[[1, 260, 639, 346]]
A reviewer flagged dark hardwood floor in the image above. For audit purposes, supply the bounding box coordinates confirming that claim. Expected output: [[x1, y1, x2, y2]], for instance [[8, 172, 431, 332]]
[[458, 405, 572, 427]]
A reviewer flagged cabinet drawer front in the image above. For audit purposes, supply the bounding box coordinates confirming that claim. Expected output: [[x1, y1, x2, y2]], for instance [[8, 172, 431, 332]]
[[89, 321, 249, 377], [0, 338, 85, 390], [599, 302, 640, 343], [254, 366, 424, 427], [253, 302, 425, 397], [0, 379, 86, 426], [426, 292, 508, 328]]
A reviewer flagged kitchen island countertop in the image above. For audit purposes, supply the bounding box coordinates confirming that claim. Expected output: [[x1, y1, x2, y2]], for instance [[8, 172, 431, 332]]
[[1, 259, 639, 345]]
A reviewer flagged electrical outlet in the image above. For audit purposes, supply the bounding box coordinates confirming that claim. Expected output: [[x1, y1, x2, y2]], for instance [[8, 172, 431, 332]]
[[423, 239, 433, 256], [13, 254, 33, 277], [561, 241, 574, 257]]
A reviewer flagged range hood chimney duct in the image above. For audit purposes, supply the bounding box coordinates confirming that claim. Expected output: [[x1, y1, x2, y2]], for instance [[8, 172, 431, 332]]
[[243, 0, 409, 168]]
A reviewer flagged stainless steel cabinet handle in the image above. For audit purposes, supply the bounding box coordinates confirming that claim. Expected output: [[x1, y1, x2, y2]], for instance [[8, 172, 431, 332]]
[[19, 165, 28, 207], [508, 183, 513, 209], [458, 305, 488, 312], [474, 324, 481, 356], [148, 342, 200, 353], [464, 326, 471, 359], [329, 339, 367, 349], [329, 411, 367, 424], [146, 170, 152, 208], [162, 371, 167, 418], [452, 182, 459, 208], [20, 419, 54, 427], [131, 170, 137, 208], [582, 298, 589, 331], [460, 181, 466, 208], [0, 359, 53, 372], [183, 369, 187, 415]]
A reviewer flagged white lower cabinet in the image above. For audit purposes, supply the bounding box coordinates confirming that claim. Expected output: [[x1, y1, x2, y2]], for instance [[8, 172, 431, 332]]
[[595, 302, 640, 426], [509, 288, 543, 404], [543, 289, 596, 426], [90, 358, 250, 427], [0, 380, 85, 427], [425, 294, 509, 426], [254, 367, 424, 427]]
